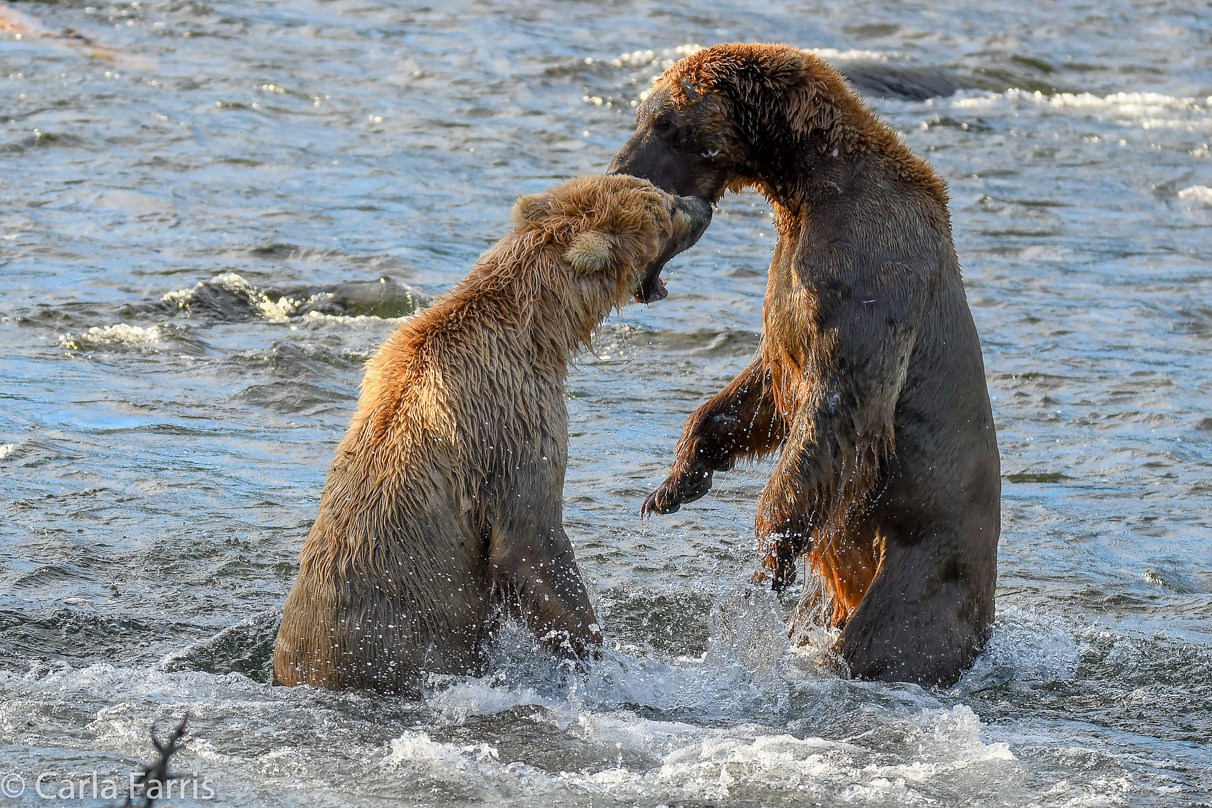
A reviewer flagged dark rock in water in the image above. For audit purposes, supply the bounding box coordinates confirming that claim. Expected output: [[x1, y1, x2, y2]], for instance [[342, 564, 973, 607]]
[[158, 610, 280, 682], [265, 277, 428, 319], [159, 275, 263, 321], [838, 63, 966, 101], [158, 274, 428, 321]]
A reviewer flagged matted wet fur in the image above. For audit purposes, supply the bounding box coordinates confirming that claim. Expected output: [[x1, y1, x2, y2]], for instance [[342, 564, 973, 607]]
[[273, 175, 710, 694], [612, 44, 1000, 687]]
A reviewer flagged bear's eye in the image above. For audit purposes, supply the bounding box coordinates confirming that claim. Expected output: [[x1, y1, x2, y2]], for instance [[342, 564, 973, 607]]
[[653, 113, 675, 135]]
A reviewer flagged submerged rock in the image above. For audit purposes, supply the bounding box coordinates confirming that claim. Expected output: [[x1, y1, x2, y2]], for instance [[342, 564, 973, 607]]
[[158, 273, 429, 322]]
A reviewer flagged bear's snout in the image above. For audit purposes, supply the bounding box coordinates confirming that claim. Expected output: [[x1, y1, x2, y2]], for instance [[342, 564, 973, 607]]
[[632, 195, 712, 304]]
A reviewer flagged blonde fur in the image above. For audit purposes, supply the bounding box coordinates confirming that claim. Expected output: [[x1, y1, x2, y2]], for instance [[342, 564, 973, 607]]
[[273, 175, 705, 694]]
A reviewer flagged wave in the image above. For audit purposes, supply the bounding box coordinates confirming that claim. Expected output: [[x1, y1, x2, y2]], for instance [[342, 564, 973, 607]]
[[158, 610, 279, 682], [378, 704, 1014, 805], [6, 594, 1202, 805], [958, 606, 1081, 692]]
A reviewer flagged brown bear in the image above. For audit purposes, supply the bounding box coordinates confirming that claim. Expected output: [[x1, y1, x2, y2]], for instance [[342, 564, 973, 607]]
[[273, 174, 711, 694], [610, 44, 1000, 687]]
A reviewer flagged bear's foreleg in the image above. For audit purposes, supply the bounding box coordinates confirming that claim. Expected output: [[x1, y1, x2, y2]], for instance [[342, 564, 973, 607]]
[[753, 410, 839, 592], [754, 254, 936, 592], [752, 367, 905, 592], [641, 355, 786, 516]]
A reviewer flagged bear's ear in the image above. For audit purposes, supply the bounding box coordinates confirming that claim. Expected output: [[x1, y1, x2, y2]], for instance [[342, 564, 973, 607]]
[[511, 191, 551, 226], [563, 231, 615, 275]]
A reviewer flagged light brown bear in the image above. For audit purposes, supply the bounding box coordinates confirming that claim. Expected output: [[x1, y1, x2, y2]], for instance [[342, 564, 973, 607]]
[[611, 44, 1000, 687], [273, 175, 710, 694]]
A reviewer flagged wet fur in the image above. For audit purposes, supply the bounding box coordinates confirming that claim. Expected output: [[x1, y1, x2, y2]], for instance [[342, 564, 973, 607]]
[[614, 44, 1000, 686], [273, 175, 705, 694]]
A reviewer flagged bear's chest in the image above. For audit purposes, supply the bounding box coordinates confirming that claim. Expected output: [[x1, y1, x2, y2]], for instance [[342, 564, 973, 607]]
[[763, 239, 830, 353]]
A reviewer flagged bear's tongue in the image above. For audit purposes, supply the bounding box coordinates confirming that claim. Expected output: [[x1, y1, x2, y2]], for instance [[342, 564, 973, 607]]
[[651, 276, 668, 301]]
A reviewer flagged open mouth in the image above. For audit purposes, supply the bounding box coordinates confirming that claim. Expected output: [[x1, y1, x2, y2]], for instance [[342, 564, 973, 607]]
[[633, 272, 668, 304], [631, 195, 712, 304]]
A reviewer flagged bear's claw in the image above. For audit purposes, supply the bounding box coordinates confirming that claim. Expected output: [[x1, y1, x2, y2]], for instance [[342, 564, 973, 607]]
[[639, 465, 714, 518]]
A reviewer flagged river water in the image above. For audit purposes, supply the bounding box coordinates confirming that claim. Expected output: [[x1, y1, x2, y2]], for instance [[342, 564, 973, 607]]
[[2, 0, 1210, 805]]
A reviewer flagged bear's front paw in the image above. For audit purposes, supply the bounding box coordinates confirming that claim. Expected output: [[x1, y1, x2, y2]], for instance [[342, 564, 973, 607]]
[[639, 464, 713, 518], [756, 531, 804, 592]]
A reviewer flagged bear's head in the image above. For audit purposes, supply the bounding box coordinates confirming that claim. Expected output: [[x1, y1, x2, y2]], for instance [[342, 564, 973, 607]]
[[607, 44, 863, 203], [510, 174, 711, 304]]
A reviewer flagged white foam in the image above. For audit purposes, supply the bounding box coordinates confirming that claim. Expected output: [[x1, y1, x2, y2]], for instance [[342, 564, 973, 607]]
[[572, 711, 703, 755], [956, 89, 1206, 111], [384, 730, 500, 770], [393, 592, 1017, 802], [380, 731, 560, 800], [806, 47, 893, 62], [58, 323, 177, 351], [427, 678, 558, 725], [0, 443, 14, 460], [1043, 90, 1202, 110], [609, 44, 894, 71], [609, 43, 702, 70], [421, 582, 799, 726], [579, 707, 1010, 802], [426, 636, 788, 728], [375, 702, 1016, 804], [953, 89, 1212, 132], [0, 623, 1026, 806], [1177, 185, 1212, 204]]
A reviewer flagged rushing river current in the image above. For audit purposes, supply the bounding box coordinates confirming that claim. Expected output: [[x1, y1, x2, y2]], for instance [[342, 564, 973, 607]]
[[2, 0, 1211, 805]]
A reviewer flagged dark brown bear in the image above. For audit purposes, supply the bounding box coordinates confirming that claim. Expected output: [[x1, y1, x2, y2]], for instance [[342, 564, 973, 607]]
[[273, 175, 711, 694], [611, 44, 999, 687]]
